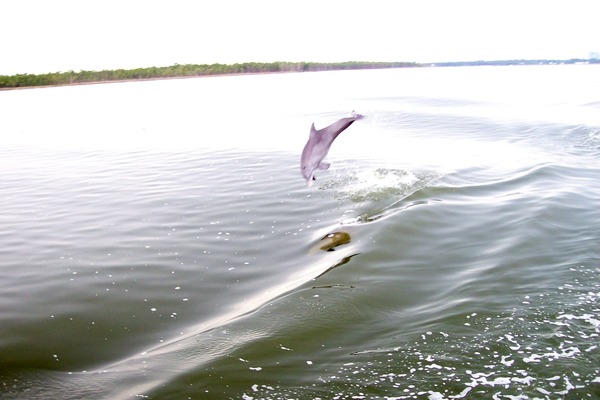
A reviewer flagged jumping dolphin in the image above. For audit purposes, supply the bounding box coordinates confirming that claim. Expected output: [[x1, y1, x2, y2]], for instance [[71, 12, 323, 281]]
[[300, 112, 364, 185]]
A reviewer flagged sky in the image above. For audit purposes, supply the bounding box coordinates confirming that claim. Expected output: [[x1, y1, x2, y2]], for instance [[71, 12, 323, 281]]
[[1, 0, 598, 75]]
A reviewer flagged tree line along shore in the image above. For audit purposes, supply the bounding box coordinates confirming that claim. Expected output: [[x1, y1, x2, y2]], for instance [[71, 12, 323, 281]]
[[0, 61, 419, 89]]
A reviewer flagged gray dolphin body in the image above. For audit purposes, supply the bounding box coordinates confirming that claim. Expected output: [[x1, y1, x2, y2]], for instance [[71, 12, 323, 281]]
[[300, 113, 364, 185]]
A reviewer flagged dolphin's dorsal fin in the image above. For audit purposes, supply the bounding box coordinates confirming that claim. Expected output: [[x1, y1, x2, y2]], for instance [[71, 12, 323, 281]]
[[310, 123, 318, 138]]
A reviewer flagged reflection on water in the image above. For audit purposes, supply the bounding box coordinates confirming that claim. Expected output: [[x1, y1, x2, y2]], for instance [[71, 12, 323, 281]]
[[314, 253, 361, 279], [1, 66, 600, 399]]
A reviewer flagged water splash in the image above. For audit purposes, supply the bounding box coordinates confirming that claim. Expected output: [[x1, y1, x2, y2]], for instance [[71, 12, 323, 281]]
[[322, 167, 420, 203], [317, 163, 443, 224]]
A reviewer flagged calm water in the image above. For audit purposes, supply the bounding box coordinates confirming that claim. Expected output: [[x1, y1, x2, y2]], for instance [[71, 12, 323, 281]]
[[1, 66, 599, 399]]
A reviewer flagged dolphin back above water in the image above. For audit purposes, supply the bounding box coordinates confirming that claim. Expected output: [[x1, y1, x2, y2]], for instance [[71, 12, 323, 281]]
[[300, 112, 364, 185]]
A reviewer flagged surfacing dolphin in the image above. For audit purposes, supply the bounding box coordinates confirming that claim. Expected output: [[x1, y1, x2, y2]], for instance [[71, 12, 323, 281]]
[[300, 112, 364, 185]]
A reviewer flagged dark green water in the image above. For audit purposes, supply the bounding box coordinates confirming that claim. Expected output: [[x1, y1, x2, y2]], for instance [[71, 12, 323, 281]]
[[1, 66, 599, 399]]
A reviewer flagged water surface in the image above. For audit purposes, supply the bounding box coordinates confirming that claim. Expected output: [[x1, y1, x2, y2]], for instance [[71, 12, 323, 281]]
[[1, 65, 599, 399]]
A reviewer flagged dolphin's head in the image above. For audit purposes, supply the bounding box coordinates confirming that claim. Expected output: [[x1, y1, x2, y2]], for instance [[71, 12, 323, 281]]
[[301, 164, 316, 186]]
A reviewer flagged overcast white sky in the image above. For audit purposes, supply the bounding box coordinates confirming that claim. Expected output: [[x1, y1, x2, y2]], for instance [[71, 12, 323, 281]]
[[1, 0, 598, 75]]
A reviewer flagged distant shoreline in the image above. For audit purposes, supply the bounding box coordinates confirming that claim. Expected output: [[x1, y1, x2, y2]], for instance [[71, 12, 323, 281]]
[[2, 59, 598, 91], [0, 61, 419, 90], [430, 58, 599, 67], [0, 70, 299, 91]]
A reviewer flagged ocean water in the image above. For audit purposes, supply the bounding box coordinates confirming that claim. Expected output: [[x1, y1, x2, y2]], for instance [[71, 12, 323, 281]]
[[0, 65, 599, 399]]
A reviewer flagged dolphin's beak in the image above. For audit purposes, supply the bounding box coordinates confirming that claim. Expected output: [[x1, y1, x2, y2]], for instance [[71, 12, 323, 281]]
[[305, 171, 314, 187]]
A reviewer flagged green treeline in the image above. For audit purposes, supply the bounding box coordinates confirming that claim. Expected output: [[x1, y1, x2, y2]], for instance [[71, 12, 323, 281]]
[[0, 61, 419, 89]]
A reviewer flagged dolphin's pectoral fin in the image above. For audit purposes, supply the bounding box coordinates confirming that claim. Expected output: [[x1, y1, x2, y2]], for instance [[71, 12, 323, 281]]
[[318, 162, 330, 170]]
